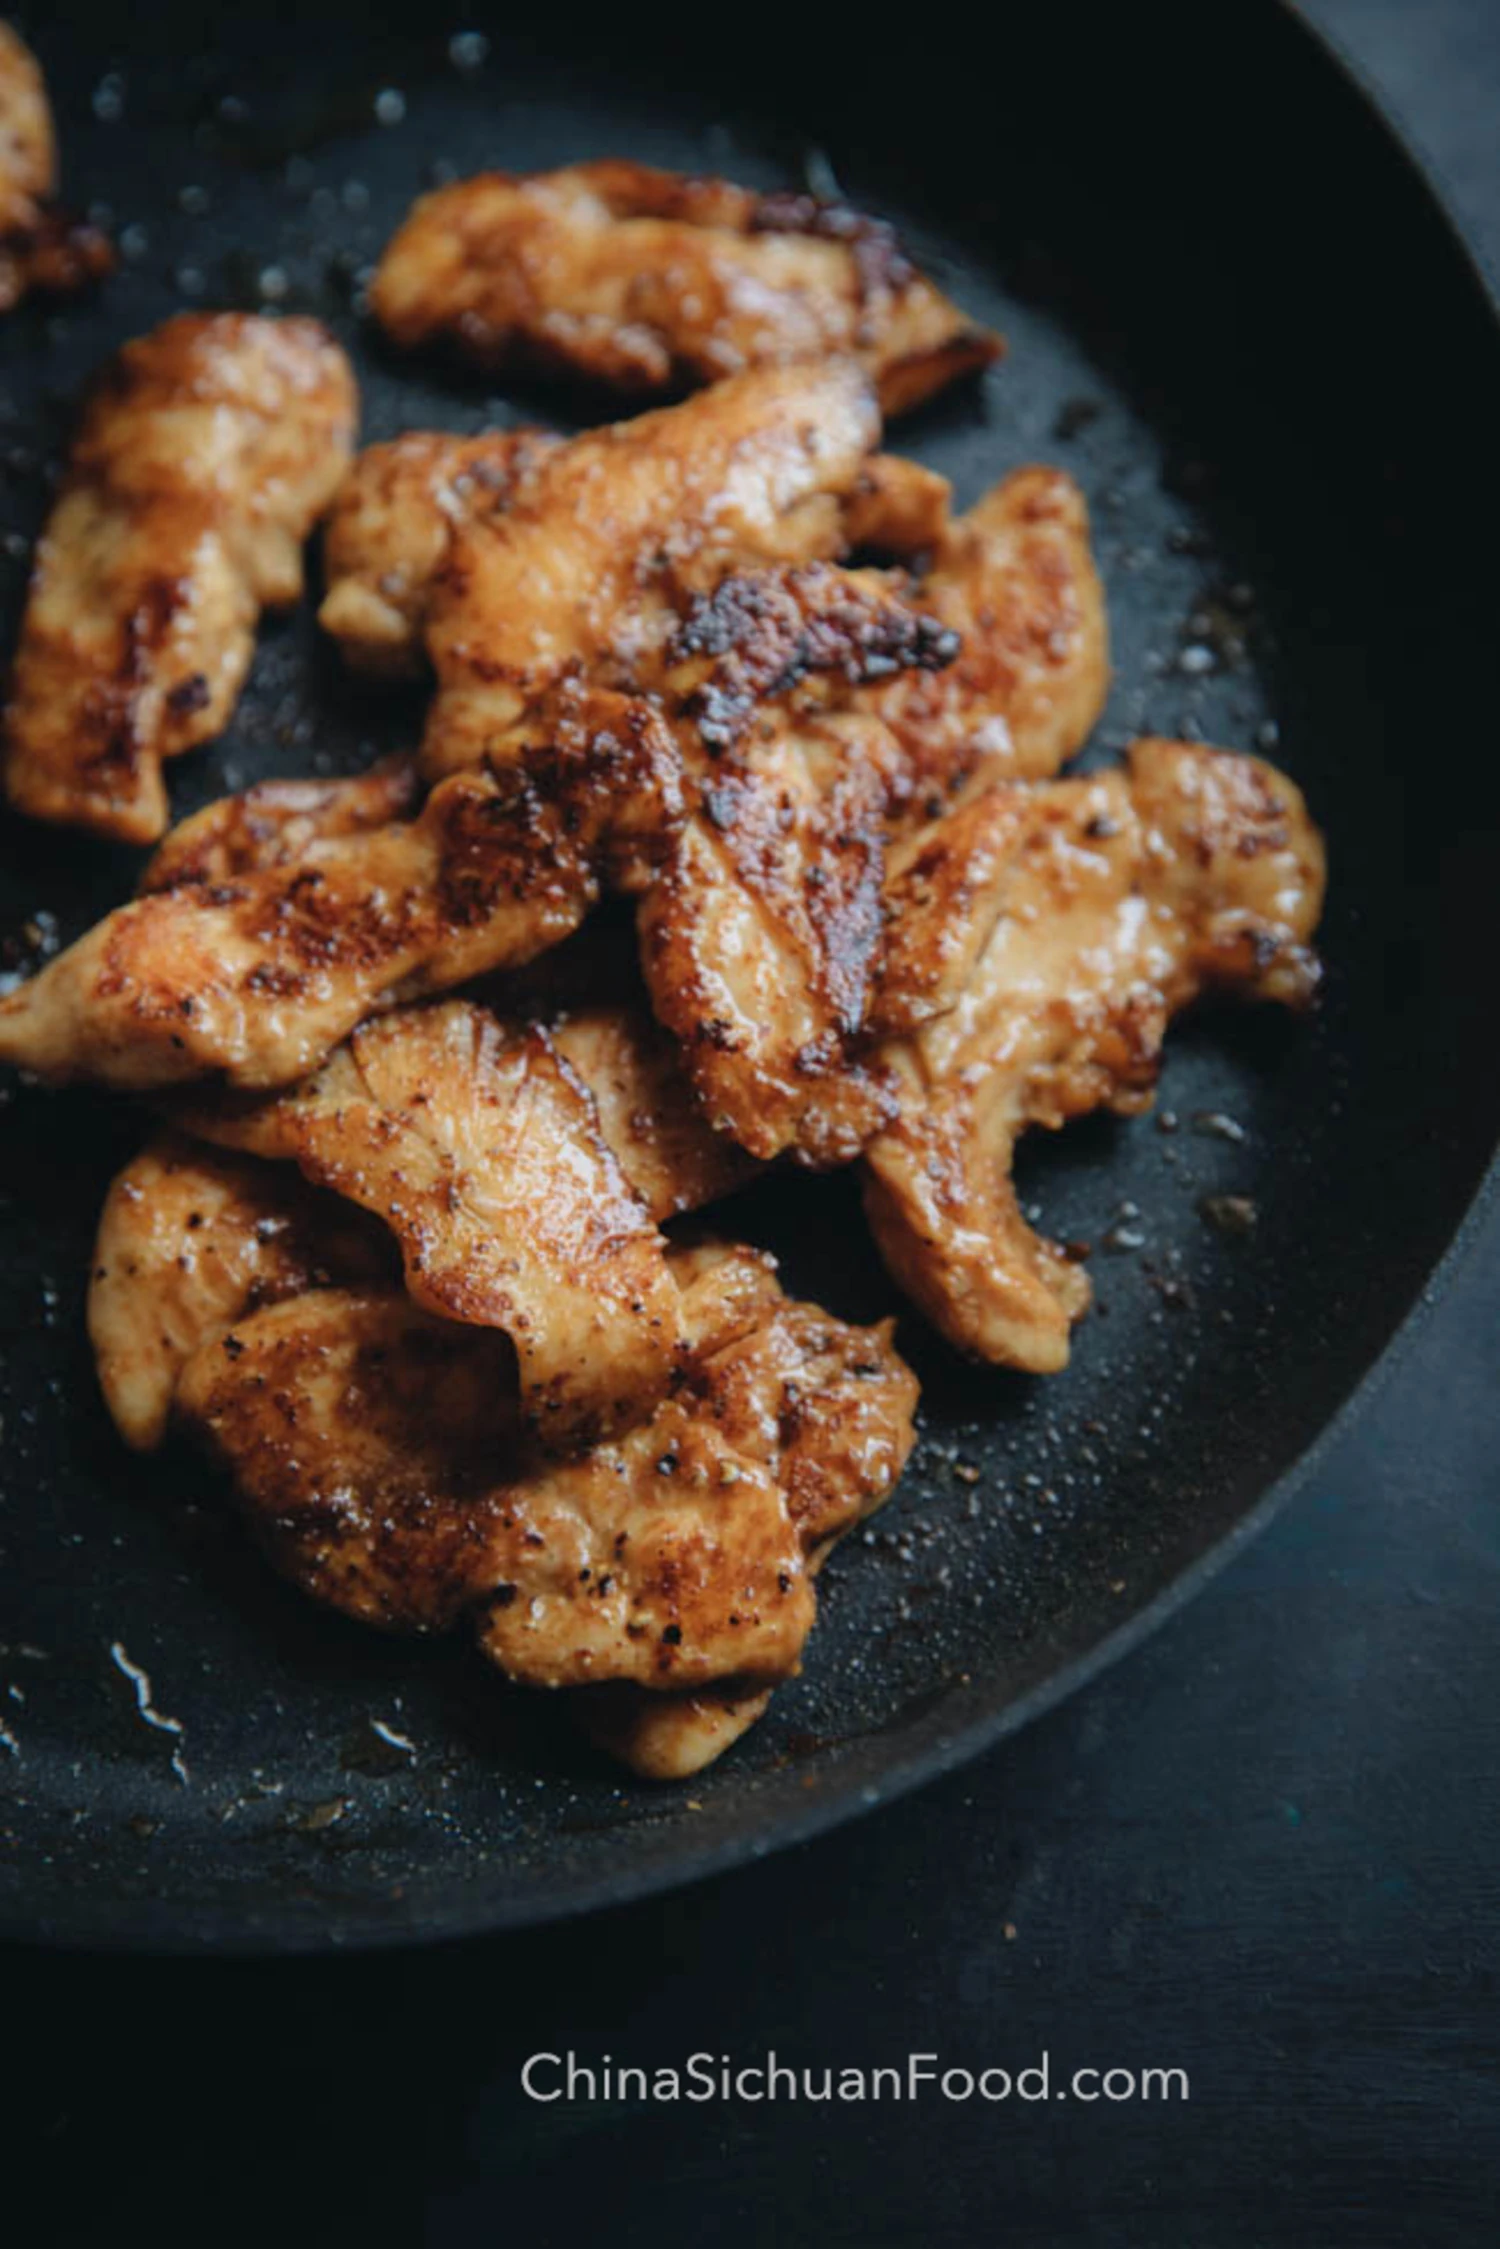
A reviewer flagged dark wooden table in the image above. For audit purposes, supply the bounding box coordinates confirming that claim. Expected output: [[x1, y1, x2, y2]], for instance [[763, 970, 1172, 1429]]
[[6, 5, 1499, 2240]]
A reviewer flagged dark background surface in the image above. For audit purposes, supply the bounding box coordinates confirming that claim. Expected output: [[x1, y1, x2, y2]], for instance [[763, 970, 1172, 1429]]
[[4, 1, 1500, 2240]]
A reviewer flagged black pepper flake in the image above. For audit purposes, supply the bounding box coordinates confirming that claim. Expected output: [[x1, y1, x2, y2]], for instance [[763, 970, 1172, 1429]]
[[490, 1583, 518, 1608], [656, 1452, 679, 1476], [166, 673, 212, 715], [660, 1623, 682, 1646]]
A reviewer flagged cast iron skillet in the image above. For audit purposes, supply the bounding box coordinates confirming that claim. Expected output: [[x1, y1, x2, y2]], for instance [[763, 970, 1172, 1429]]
[[1, 0, 1496, 1952]]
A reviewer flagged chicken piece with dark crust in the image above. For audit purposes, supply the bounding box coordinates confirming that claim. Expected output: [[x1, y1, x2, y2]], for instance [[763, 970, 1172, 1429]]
[[2, 314, 357, 842], [636, 568, 941, 1165], [0, 23, 112, 313], [862, 738, 1327, 1371], [322, 422, 946, 687], [0, 684, 681, 1090], [371, 160, 1000, 417], [633, 501, 1103, 1166], [417, 360, 883, 781]]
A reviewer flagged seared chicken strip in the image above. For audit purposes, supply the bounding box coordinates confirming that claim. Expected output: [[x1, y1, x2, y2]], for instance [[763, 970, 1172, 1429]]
[[548, 1002, 755, 1221], [637, 565, 954, 1164], [634, 470, 1107, 1165], [867, 465, 1109, 790], [89, 1133, 392, 1451], [322, 423, 946, 684], [0, 23, 111, 312], [175, 1000, 690, 1451], [418, 360, 883, 780], [0, 24, 52, 241], [372, 160, 1000, 416], [2, 314, 358, 842], [318, 427, 560, 676], [0, 684, 680, 1089], [173, 994, 751, 1449], [862, 738, 1327, 1370], [140, 755, 422, 890], [177, 1243, 917, 1706]]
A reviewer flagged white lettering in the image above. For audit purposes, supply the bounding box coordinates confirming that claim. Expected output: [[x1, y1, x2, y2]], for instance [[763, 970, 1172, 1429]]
[[520, 2052, 561, 2101]]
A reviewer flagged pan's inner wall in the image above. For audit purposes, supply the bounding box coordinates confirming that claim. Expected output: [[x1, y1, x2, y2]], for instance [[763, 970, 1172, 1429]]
[[1, 1, 1496, 1945]]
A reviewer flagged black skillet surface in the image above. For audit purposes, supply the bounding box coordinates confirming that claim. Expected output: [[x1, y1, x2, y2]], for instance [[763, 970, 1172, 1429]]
[[1, 0, 1497, 1951]]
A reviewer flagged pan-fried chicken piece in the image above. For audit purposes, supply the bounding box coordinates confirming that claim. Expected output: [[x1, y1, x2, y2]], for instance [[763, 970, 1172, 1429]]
[[0, 23, 112, 312], [140, 756, 422, 890], [88, 1134, 392, 1450], [862, 739, 1327, 1370], [418, 360, 882, 779], [0, 684, 681, 1089], [871, 786, 1025, 1038], [177, 1244, 917, 1707], [842, 453, 953, 559], [639, 706, 904, 1165], [547, 1004, 755, 1220], [322, 424, 944, 685], [181, 1287, 526, 1631], [634, 535, 1095, 1166], [636, 568, 933, 1165], [572, 1332, 906, 1775], [371, 160, 1000, 417], [572, 1677, 777, 1781], [866, 466, 1109, 788], [2, 315, 358, 842], [0, 24, 52, 235], [174, 1000, 685, 1452], [318, 427, 560, 676], [174, 995, 753, 1448]]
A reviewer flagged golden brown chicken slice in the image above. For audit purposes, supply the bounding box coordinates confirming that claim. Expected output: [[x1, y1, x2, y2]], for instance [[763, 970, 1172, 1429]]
[[632, 489, 1105, 1166], [322, 423, 945, 686], [371, 160, 1000, 416], [0, 24, 51, 237], [572, 1678, 777, 1781], [636, 561, 964, 1165], [140, 756, 422, 890], [639, 708, 902, 1166], [318, 427, 560, 676], [181, 1287, 526, 1631], [547, 1003, 756, 1221], [862, 738, 1327, 1370], [0, 684, 681, 1090], [1, 314, 358, 843], [571, 1309, 910, 1775], [177, 1243, 917, 1706], [174, 1000, 687, 1453], [418, 360, 883, 780], [173, 994, 753, 1449], [867, 465, 1110, 791], [0, 23, 112, 312], [88, 1134, 392, 1450]]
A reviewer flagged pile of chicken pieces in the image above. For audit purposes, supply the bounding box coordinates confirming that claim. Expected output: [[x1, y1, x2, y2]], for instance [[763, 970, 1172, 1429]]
[[0, 153, 1327, 1778]]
